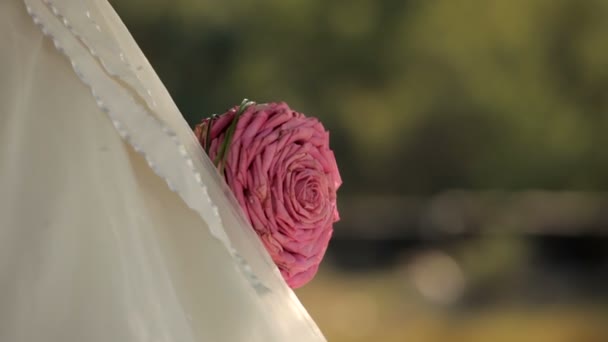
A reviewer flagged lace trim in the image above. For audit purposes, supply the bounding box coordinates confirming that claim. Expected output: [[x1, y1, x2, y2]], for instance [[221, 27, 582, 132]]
[[24, 0, 268, 293], [41, 0, 159, 112]]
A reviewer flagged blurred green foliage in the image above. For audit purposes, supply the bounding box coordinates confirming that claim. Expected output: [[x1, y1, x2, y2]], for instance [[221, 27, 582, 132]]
[[113, 0, 608, 196], [110, 2, 608, 340]]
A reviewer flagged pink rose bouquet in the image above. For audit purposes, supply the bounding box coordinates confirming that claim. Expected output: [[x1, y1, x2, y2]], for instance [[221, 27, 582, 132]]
[[194, 100, 341, 288]]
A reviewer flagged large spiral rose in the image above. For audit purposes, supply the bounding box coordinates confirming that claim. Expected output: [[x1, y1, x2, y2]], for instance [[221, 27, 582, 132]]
[[194, 102, 341, 288]]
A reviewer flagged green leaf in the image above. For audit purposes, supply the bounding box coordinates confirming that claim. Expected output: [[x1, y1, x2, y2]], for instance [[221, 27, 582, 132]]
[[214, 99, 255, 174], [204, 114, 218, 154]]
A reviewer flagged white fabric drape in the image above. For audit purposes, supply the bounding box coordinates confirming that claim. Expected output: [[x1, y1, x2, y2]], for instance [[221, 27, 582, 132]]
[[0, 0, 326, 341]]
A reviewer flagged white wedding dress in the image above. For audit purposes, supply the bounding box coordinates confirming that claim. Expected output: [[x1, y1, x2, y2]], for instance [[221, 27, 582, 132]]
[[0, 0, 325, 341]]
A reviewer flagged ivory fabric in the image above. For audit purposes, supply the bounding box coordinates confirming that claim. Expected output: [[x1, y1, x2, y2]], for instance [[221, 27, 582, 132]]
[[0, 0, 326, 341]]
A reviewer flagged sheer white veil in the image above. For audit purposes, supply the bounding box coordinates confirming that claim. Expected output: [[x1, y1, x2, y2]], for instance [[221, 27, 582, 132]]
[[0, 0, 325, 341]]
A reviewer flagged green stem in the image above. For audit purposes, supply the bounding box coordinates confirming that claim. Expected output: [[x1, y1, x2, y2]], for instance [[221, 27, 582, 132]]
[[204, 114, 217, 153], [214, 99, 255, 174]]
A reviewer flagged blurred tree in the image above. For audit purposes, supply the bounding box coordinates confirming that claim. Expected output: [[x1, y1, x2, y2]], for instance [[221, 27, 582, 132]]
[[112, 0, 608, 195]]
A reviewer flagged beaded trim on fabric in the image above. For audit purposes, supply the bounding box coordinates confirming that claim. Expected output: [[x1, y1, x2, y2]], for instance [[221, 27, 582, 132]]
[[24, 0, 268, 293]]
